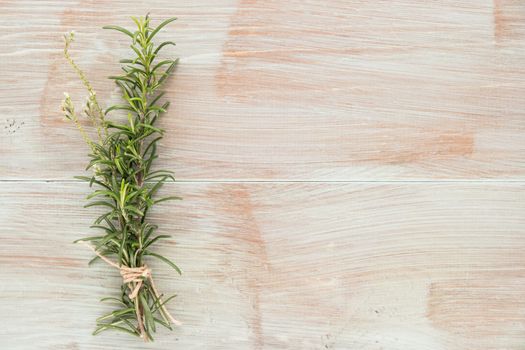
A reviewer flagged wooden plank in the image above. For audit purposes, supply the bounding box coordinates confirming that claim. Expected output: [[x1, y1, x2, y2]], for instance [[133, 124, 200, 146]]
[[1, 0, 524, 180], [1, 182, 524, 349]]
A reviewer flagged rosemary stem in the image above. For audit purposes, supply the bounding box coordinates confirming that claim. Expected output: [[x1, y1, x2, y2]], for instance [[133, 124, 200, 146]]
[[63, 14, 181, 340]]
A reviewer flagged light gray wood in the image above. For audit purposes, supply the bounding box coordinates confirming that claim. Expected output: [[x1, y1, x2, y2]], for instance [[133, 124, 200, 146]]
[[0, 0, 524, 180], [1, 183, 524, 349], [1, 0, 525, 349]]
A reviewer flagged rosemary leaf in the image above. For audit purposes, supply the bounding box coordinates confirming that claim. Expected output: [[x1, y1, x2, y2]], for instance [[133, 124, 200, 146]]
[[62, 14, 181, 341]]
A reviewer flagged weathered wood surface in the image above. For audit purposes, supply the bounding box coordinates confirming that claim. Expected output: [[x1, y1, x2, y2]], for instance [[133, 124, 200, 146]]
[[1, 0, 524, 180], [1, 0, 525, 349], [1, 183, 525, 349]]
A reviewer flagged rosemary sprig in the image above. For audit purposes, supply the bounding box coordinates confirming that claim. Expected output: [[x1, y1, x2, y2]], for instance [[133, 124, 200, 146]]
[[61, 14, 181, 341]]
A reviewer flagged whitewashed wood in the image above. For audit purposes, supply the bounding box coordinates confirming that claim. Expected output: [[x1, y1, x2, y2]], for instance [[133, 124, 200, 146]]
[[1, 0, 525, 349], [0, 0, 524, 180], [1, 182, 524, 349]]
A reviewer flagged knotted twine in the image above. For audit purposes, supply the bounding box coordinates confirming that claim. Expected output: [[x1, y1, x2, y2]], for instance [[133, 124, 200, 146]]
[[79, 241, 181, 326]]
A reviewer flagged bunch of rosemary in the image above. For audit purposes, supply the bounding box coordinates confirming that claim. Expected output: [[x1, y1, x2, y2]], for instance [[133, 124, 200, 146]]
[[61, 14, 181, 341]]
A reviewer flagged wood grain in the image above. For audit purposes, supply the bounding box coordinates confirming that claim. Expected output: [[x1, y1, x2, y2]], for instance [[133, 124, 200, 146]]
[[1, 182, 524, 349], [1, 0, 525, 349], [0, 0, 524, 180]]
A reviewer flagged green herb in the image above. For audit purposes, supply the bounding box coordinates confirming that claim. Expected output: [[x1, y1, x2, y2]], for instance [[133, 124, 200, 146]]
[[61, 14, 181, 341]]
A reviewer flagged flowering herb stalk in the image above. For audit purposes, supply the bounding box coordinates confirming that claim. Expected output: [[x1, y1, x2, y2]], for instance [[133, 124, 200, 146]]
[[61, 14, 181, 341]]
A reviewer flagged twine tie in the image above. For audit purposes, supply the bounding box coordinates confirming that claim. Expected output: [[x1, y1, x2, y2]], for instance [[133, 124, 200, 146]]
[[79, 241, 181, 326]]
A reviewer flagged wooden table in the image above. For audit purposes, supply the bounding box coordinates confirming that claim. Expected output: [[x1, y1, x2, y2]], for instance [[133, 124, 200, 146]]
[[1, 1, 524, 349]]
